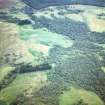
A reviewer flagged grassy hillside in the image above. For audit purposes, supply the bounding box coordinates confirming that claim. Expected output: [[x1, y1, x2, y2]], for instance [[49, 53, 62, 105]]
[[0, 0, 105, 105], [59, 87, 104, 105]]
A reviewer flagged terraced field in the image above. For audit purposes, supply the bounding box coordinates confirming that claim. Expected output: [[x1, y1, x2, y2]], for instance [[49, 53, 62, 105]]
[[0, 0, 105, 105]]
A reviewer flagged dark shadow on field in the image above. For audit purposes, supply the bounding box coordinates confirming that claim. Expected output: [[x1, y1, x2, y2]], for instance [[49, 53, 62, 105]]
[[32, 16, 105, 43], [48, 54, 105, 101], [13, 52, 105, 104], [30, 15, 105, 102], [32, 16, 105, 102], [32, 17, 89, 39], [21, 0, 105, 10], [46, 19, 105, 102], [19, 63, 51, 73]]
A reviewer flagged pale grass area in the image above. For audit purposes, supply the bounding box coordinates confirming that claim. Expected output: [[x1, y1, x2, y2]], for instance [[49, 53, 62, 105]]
[[101, 67, 105, 73], [19, 25, 74, 51], [64, 5, 105, 32], [13, 40, 35, 64], [0, 22, 34, 64], [33, 7, 61, 19], [10, 12, 30, 20], [13, 0, 26, 10], [83, 12, 105, 32], [80, 5, 105, 32], [29, 43, 50, 56], [64, 13, 84, 22], [30, 28, 73, 48], [33, 5, 105, 33], [33, 11, 53, 20], [59, 87, 104, 105], [0, 22, 19, 57], [0, 65, 15, 82]]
